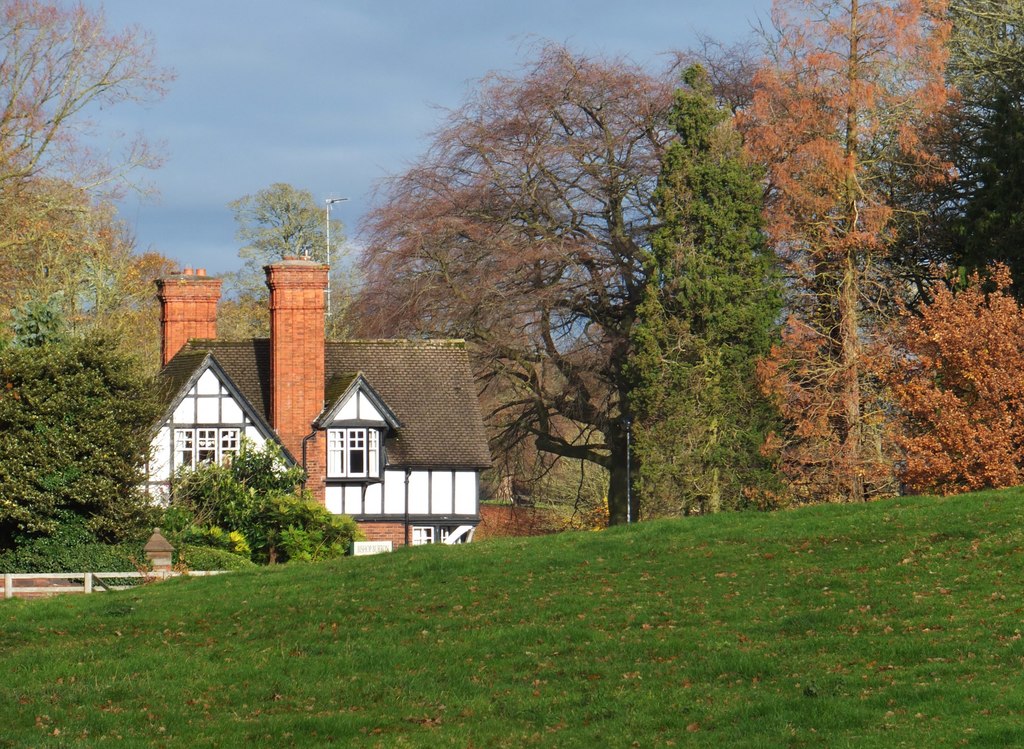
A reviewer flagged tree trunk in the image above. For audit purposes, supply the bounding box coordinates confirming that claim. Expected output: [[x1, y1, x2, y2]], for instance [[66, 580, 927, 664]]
[[606, 425, 632, 525], [840, 0, 866, 504], [839, 250, 865, 502], [708, 417, 721, 513]]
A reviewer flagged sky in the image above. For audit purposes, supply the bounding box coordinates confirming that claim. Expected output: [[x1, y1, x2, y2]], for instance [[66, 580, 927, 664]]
[[83, 0, 771, 275]]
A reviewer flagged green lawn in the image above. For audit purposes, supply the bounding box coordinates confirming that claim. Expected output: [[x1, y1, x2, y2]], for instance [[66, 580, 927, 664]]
[[5, 490, 1024, 747]]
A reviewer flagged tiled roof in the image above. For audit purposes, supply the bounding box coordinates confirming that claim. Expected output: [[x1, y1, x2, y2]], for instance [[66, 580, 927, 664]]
[[327, 341, 491, 468], [324, 371, 360, 409], [160, 339, 491, 470], [156, 350, 211, 411]]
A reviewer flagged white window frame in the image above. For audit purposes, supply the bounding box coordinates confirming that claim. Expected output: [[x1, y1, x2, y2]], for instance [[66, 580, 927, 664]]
[[174, 427, 241, 468], [327, 428, 381, 479], [411, 526, 434, 546], [347, 429, 367, 476], [220, 429, 239, 455], [327, 430, 344, 476]]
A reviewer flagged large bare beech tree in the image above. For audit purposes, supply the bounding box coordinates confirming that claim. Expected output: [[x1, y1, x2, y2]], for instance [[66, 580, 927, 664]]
[[357, 46, 676, 524]]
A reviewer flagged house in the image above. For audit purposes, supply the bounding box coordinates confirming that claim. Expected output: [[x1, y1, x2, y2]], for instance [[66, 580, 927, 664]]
[[147, 257, 491, 546]]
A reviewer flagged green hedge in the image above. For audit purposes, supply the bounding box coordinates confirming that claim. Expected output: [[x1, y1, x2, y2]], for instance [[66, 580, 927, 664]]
[[175, 545, 257, 571], [0, 538, 256, 574], [0, 539, 143, 574]]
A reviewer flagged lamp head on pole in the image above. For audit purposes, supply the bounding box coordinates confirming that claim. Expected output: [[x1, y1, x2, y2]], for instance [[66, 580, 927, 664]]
[[324, 196, 349, 324]]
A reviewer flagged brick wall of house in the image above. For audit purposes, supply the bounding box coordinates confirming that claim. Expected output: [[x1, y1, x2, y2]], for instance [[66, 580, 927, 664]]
[[302, 430, 327, 506], [359, 521, 409, 547], [155, 269, 222, 366], [265, 257, 329, 465]]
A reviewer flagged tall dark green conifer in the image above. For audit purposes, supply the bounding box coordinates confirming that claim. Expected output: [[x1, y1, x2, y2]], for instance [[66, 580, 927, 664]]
[[628, 65, 780, 517], [945, 1, 1024, 294]]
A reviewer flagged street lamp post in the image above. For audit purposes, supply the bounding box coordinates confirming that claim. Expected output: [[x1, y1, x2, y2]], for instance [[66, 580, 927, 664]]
[[325, 197, 348, 320]]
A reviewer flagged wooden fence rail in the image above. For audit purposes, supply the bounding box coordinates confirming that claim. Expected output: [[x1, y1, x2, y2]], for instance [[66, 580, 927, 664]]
[[1, 571, 228, 599]]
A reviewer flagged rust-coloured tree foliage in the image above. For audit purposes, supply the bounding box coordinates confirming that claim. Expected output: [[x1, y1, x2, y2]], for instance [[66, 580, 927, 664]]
[[891, 265, 1024, 495], [743, 0, 952, 503]]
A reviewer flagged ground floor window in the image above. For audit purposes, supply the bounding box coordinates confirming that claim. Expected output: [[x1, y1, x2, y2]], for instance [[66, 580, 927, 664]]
[[411, 526, 434, 546], [410, 525, 474, 545], [175, 428, 240, 467]]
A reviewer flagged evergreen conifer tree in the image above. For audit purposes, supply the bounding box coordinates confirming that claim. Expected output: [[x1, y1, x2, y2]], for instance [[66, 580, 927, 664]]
[[628, 65, 781, 516], [945, 0, 1024, 294]]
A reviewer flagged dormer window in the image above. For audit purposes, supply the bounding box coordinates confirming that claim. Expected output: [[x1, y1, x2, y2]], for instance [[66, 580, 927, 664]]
[[327, 428, 380, 479]]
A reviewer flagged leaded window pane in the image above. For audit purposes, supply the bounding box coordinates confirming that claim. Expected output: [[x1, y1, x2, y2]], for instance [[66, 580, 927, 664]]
[[197, 429, 218, 463], [349, 429, 366, 476], [175, 429, 194, 467], [327, 430, 344, 476], [174, 427, 245, 470], [368, 430, 380, 477], [326, 427, 380, 479], [221, 429, 240, 456]]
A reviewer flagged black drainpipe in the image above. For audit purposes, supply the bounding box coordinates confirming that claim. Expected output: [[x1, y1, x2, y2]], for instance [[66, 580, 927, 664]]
[[404, 467, 411, 547], [300, 424, 317, 492]]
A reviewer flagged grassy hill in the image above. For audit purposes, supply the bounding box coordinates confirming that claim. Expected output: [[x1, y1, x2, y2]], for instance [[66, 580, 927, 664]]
[[5, 491, 1024, 747]]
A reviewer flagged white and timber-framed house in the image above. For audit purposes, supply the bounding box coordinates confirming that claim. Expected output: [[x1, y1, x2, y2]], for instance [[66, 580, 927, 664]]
[[147, 258, 491, 547]]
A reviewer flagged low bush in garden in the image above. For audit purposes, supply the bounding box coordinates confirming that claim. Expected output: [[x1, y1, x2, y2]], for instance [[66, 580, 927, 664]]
[[167, 441, 361, 564], [175, 545, 257, 571], [0, 538, 141, 574], [0, 512, 143, 573]]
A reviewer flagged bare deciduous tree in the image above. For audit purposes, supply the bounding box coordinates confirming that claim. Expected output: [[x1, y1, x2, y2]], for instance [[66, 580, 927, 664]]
[[356, 45, 676, 524], [0, 0, 171, 196], [0, 0, 173, 335]]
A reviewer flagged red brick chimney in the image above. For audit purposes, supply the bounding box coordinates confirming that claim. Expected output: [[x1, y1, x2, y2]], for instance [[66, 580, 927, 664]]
[[265, 257, 328, 460], [156, 268, 222, 367]]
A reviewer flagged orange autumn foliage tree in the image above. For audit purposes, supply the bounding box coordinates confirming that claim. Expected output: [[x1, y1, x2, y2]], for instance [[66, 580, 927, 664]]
[[891, 265, 1024, 495], [743, 0, 952, 503], [0, 180, 175, 368]]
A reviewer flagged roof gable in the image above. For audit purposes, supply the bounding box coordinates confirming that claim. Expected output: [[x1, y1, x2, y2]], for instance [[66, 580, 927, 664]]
[[315, 373, 401, 429], [157, 350, 291, 461], [324, 341, 491, 469]]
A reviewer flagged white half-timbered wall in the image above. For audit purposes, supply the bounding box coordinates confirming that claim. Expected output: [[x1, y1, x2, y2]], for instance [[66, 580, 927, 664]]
[[148, 367, 482, 543], [323, 469, 479, 518], [333, 389, 387, 423], [147, 367, 270, 497]]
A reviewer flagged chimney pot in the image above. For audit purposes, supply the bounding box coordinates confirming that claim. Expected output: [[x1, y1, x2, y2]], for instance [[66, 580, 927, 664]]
[[197, 268, 206, 277], [184, 266, 193, 276]]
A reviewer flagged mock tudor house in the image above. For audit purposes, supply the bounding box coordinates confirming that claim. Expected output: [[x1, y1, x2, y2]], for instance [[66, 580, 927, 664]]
[[146, 257, 491, 547]]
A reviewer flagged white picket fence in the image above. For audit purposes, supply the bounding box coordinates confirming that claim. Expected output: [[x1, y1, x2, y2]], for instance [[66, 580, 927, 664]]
[[1, 570, 227, 599]]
